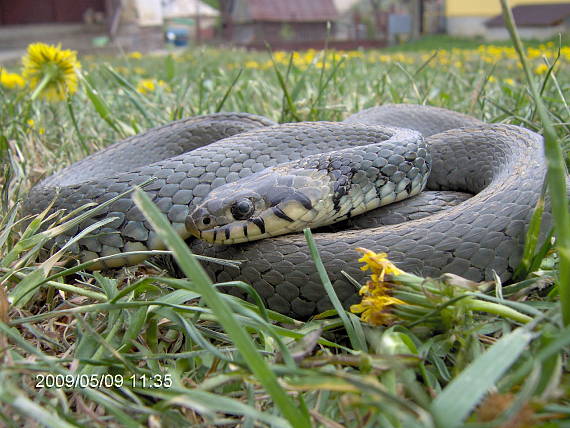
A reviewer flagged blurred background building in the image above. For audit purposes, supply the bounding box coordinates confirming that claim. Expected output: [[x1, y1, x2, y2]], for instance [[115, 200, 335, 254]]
[[0, 0, 568, 63], [445, 0, 570, 37], [228, 0, 338, 46]]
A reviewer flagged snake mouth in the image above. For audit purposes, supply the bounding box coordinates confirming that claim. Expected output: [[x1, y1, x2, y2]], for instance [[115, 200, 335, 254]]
[[186, 214, 266, 244], [185, 211, 250, 244], [185, 215, 202, 240]]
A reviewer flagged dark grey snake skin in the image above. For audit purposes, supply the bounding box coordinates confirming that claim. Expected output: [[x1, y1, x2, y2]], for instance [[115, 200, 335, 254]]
[[25, 105, 548, 318]]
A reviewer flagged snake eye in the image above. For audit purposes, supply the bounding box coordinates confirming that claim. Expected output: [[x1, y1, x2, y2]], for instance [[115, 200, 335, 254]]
[[231, 198, 255, 220], [202, 217, 211, 226]]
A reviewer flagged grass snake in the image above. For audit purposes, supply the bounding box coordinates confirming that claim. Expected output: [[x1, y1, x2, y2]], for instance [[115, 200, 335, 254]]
[[25, 105, 550, 318]]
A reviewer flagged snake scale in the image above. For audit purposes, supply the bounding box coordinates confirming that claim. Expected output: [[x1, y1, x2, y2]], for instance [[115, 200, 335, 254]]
[[26, 104, 549, 318]]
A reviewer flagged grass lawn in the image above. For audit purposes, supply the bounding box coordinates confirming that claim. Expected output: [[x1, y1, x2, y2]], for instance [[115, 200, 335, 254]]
[[380, 32, 570, 52], [1, 23, 570, 428]]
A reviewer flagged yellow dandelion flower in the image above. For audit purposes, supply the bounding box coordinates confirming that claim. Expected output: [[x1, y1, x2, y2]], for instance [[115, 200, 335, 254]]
[[303, 49, 317, 63], [245, 60, 260, 69], [527, 47, 541, 59], [503, 78, 515, 86], [128, 51, 143, 59], [356, 247, 403, 284], [315, 61, 330, 69], [346, 50, 364, 58], [136, 79, 168, 94], [137, 78, 156, 94], [350, 248, 407, 325], [22, 43, 81, 102], [134, 67, 147, 75], [534, 63, 548, 75], [350, 294, 406, 326], [157, 79, 169, 91], [0, 68, 25, 89], [488, 76, 496, 83], [27, 118, 45, 135], [351, 248, 532, 327], [273, 51, 288, 63]]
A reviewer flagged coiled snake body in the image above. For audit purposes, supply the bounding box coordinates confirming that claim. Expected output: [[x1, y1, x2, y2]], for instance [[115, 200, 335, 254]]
[[26, 105, 548, 318]]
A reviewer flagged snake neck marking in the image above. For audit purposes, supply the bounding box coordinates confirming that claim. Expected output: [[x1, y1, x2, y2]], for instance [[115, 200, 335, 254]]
[[186, 133, 431, 244]]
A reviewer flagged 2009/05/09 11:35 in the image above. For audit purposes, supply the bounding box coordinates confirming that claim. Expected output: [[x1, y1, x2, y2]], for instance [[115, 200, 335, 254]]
[[35, 373, 173, 389]]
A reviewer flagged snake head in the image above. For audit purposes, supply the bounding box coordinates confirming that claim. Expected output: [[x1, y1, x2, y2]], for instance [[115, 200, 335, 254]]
[[185, 167, 332, 244]]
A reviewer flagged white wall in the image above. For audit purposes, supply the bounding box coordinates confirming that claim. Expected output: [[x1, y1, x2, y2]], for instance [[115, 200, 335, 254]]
[[446, 16, 488, 37]]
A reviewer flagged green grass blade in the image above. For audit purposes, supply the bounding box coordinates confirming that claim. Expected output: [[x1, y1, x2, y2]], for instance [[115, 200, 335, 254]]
[[500, 323, 570, 392], [303, 228, 366, 352], [2, 269, 107, 301], [80, 72, 132, 137], [215, 68, 243, 112], [430, 327, 533, 427], [0, 381, 79, 428], [157, 389, 291, 427], [65, 95, 89, 154], [514, 179, 546, 280], [7, 268, 48, 307], [0, 323, 142, 427], [132, 188, 310, 428], [499, 0, 570, 325], [269, 53, 301, 122], [104, 65, 157, 127]]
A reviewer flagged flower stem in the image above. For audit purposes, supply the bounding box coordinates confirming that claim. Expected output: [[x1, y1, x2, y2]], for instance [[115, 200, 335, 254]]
[[30, 72, 53, 101], [464, 299, 532, 324], [66, 94, 89, 154]]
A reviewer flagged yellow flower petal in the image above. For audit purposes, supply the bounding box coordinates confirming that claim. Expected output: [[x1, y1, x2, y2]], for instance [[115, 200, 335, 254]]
[[356, 248, 403, 284], [352, 248, 408, 325], [0, 68, 25, 89], [534, 63, 548, 75], [350, 295, 406, 326], [22, 43, 81, 102], [137, 78, 155, 94]]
